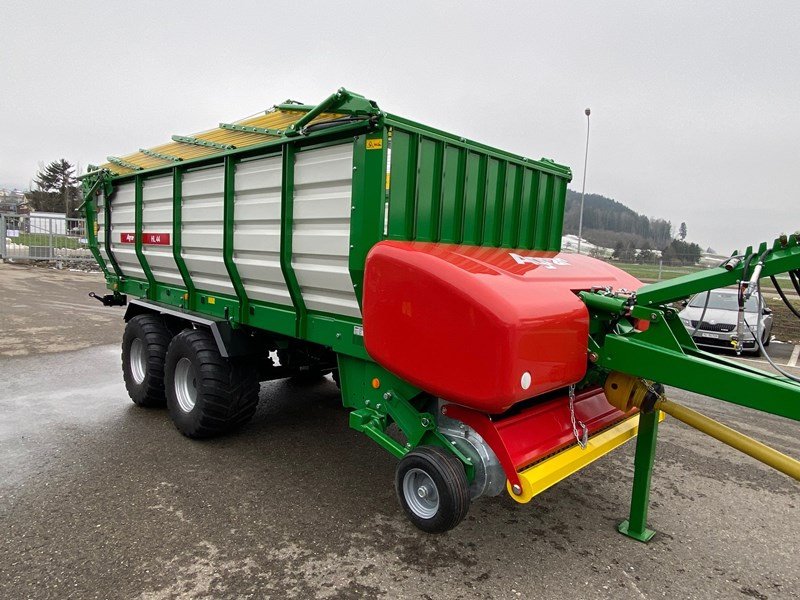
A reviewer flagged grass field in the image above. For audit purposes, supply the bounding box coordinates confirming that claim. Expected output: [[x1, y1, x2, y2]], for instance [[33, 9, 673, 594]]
[[12, 233, 82, 249], [610, 261, 700, 282]]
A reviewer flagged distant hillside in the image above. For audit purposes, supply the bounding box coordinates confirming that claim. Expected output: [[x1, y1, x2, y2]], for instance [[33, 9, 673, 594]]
[[562, 189, 673, 249]]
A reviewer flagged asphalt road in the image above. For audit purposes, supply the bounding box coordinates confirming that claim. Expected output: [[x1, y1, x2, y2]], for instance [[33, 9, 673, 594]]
[[1, 264, 799, 599]]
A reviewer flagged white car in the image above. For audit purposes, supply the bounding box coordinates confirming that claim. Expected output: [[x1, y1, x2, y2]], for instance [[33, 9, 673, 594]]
[[678, 289, 773, 354]]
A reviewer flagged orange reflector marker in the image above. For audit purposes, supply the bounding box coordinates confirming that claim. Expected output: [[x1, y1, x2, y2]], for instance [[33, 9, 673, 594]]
[[371, 378, 381, 389]]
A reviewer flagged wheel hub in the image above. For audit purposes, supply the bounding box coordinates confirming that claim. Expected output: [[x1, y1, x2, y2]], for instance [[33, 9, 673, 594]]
[[130, 338, 146, 385], [403, 468, 439, 519], [174, 357, 198, 413]]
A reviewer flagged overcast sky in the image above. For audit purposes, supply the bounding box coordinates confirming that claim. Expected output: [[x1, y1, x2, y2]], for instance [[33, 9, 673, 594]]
[[1, 1, 798, 254]]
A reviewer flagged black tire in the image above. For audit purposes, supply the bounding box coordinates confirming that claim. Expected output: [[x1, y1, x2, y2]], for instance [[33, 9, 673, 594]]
[[121, 314, 171, 407], [164, 328, 260, 438], [763, 331, 771, 347], [395, 446, 470, 534]]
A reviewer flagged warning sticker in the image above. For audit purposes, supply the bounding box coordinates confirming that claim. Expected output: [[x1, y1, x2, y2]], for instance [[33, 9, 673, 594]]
[[366, 139, 383, 150]]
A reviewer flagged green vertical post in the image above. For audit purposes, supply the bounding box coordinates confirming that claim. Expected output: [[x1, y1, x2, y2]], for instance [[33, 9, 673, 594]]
[[618, 409, 661, 542], [171, 167, 196, 310], [223, 156, 248, 323], [134, 175, 157, 299], [104, 187, 124, 280], [280, 143, 307, 338], [81, 178, 108, 275]]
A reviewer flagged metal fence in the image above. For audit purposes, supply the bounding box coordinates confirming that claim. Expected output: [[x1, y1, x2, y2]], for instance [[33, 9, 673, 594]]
[[1, 213, 95, 263]]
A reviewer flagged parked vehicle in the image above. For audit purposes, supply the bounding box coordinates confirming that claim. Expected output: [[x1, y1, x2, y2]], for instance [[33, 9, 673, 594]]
[[679, 289, 772, 353], [80, 89, 800, 539]]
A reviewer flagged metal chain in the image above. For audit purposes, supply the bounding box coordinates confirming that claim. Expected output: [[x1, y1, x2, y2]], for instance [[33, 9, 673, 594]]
[[568, 384, 588, 449]]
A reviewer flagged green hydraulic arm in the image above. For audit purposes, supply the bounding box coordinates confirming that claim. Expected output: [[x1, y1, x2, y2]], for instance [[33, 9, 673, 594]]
[[578, 234, 800, 542]]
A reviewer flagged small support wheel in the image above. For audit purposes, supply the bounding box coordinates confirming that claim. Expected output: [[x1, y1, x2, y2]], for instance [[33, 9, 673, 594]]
[[121, 314, 172, 407], [165, 328, 260, 438], [395, 446, 470, 533]]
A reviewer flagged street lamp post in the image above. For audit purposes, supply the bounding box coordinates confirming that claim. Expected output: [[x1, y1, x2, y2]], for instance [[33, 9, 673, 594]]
[[577, 107, 591, 254]]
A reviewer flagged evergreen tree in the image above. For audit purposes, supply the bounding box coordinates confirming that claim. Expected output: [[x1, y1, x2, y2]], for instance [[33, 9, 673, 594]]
[[638, 241, 655, 264], [662, 239, 702, 265], [679, 222, 687, 241], [612, 240, 625, 260], [26, 159, 80, 217]]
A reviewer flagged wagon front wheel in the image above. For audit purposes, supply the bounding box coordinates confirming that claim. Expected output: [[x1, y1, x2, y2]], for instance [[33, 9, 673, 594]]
[[395, 446, 470, 533]]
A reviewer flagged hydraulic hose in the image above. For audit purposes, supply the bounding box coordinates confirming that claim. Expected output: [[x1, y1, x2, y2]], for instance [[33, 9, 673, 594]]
[[746, 278, 800, 384], [770, 275, 800, 319], [690, 290, 712, 337], [791, 270, 800, 296]]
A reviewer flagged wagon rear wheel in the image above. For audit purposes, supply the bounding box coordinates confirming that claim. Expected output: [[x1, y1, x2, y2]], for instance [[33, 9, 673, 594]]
[[121, 314, 171, 407], [395, 446, 470, 533], [165, 328, 260, 438]]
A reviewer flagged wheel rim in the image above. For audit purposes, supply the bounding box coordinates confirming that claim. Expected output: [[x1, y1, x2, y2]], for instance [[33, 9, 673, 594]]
[[130, 338, 146, 385], [174, 357, 198, 413], [403, 468, 440, 519]]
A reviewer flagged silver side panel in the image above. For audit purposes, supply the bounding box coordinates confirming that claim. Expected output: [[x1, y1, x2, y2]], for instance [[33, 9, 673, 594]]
[[109, 182, 144, 279], [180, 165, 235, 297], [291, 144, 360, 318], [95, 192, 114, 269], [233, 156, 292, 307], [142, 175, 183, 287]]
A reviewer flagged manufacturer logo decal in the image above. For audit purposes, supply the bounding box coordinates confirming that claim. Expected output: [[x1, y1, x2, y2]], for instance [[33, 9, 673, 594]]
[[142, 233, 170, 245], [509, 253, 571, 269], [118, 232, 171, 245]]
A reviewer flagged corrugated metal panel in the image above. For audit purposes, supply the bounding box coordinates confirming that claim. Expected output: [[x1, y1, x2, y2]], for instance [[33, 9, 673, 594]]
[[233, 155, 293, 307], [142, 175, 183, 288], [180, 165, 235, 297], [100, 110, 343, 176], [291, 143, 360, 318], [108, 182, 144, 279], [387, 127, 568, 251]]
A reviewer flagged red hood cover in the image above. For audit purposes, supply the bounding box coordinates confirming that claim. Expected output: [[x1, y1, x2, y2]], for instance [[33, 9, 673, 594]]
[[362, 242, 641, 413]]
